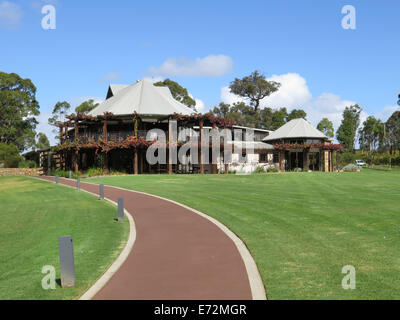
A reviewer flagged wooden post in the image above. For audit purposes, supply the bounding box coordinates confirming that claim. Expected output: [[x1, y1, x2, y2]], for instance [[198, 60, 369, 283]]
[[199, 120, 204, 174], [103, 119, 108, 174], [330, 151, 334, 172], [336, 151, 339, 171], [168, 119, 173, 175], [59, 126, 64, 169], [279, 151, 283, 171], [74, 120, 79, 141], [212, 123, 218, 174], [304, 149, 309, 171], [74, 120, 79, 173], [134, 117, 139, 175]]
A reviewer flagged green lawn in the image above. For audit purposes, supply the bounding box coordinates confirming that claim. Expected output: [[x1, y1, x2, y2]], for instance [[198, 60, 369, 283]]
[[88, 170, 400, 299], [0, 177, 129, 300]]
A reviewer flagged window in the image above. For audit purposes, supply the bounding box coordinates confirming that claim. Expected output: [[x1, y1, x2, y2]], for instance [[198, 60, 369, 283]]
[[273, 153, 279, 163], [259, 153, 267, 163]]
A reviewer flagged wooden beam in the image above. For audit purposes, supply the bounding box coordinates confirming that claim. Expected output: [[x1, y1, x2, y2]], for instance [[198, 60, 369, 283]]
[[212, 123, 218, 174], [103, 119, 107, 141], [199, 120, 204, 174], [102, 119, 109, 174], [168, 119, 173, 175], [134, 117, 139, 175]]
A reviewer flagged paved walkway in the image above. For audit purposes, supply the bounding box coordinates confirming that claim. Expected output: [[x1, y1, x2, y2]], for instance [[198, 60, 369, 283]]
[[38, 176, 254, 300]]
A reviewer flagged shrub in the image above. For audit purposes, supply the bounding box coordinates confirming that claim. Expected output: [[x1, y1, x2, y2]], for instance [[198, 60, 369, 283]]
[[86, 167, 105, 177], [337, 152, 361, 168], [109, 170, 127, 176], [18, 160, 37, 168], [342, 163, 361, 172], [0, 143, 22, 168], [267, 167, 278, 173], [49, 169, 81, 179], [254, 166, 265, 174]]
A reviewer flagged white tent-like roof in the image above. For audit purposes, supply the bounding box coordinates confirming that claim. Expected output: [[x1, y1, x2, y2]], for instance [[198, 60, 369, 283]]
[[89, 79, 195, 117], [263, 118, 327, 142]]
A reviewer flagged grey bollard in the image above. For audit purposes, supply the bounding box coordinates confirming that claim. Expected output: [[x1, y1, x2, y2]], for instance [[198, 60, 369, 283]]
[[56, 175, 59, 184], [99, 184, 104, 200], [58, 236, 76, 288], [77, 178, 80, 190], [118, 198, 124, 221], [69, 170, 72, 179]]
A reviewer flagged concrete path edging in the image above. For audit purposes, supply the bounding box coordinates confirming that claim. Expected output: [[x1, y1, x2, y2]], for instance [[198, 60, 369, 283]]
[[32, 177, 137, 300], [81, 180, 267, 300]]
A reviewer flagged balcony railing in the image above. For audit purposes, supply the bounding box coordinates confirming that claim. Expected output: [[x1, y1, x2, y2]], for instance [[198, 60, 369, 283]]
[[67, 130, 162, 143]]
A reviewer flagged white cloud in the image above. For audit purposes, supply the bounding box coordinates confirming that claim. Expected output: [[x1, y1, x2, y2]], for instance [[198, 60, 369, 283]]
[[220, 72, 363, 132], [195, 98, 205, 112], [98, 72, 122, 83], [0, 1, 22, 29], [374, 105, 399, 122], [148, 55, 234, 77], [264, 73, 312, 109]]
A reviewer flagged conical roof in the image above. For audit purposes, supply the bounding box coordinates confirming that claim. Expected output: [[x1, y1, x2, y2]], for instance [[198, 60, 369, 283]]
[[88, 79, 195, 117], [263, 118, 327, 141]]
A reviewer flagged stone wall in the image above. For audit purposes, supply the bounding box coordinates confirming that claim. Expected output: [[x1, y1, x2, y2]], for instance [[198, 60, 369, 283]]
[[0, 168, 41, 177]]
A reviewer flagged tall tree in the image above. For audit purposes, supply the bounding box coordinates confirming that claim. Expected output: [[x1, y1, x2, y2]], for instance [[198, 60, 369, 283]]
[[0, 72, 40, 151], [286, 109, 307, 122], [386, 110, 400, 153], [36, 132, 50, 149], [154, 79, 196, 110], [271, 108, 288, 130], [212, 102, 231, 118], [317, 118, 334, 138], [229, 71, 281, 112], [48, 101, 71, 135], [336, 104, 361, 151], [358, 116, 384, 152], [75, 99, 99, 114]]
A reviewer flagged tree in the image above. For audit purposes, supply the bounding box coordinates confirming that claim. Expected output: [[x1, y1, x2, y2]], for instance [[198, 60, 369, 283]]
[[75, 99, 99, 114], [386, 111, 400, 153], [397, 93, 400, 106], [229, 71, 281, 112], [0, 142, 22, 168], [358, 116, 384, 152], [336, 104, 361, 151], [36, 132, 50, 149], [212, 102, 231, 118], [0, 72, 40, 151], [317, 118, 334, 138], [271, 108, 288, 130], [286, 109, 307, 122], [154, 79, 196, 110], [48, 101, 71, 135]]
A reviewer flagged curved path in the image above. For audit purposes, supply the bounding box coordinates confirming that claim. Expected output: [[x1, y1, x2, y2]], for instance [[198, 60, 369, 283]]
[[38, 176, 261, 300]]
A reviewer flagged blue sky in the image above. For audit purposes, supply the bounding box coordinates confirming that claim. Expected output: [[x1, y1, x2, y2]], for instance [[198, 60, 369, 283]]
[[1, 0, 399, 144]]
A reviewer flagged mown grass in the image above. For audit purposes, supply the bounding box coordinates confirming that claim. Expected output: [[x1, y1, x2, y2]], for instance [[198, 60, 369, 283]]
[[88, 170, 400, 299], [0, 177, 129, 300]]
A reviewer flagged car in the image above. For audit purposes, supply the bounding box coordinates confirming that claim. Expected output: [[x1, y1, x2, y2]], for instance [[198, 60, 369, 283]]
[[355, 160, 367, 166]]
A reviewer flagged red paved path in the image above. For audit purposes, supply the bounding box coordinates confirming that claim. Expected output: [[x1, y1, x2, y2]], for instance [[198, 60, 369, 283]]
[[38, 176, 252, 300]]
